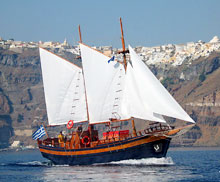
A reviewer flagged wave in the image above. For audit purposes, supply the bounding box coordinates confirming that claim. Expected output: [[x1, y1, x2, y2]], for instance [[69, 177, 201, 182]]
[[0, 157, 174, 167], [101, 157, 175, 166], [0, 161, 52, 167]]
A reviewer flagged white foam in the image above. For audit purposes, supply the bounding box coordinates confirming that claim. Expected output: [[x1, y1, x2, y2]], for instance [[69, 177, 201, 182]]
[[18, 161, 70, 167], [16, 161, 49, 166], [110, 157, 174, 166], [50, 164, 70, 167]]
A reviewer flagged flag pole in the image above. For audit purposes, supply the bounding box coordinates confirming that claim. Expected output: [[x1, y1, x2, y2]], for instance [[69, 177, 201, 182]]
[[42, 123, 49, 138]]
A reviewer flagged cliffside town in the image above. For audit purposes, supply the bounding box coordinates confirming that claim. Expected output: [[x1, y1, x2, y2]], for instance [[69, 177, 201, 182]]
[[0, 36, 220, 149], [1, 36, 220, 66]]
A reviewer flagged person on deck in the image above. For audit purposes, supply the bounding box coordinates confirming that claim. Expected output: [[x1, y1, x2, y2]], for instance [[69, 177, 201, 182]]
[[58, 131, 64, 144], [77, 125, 82, 133]]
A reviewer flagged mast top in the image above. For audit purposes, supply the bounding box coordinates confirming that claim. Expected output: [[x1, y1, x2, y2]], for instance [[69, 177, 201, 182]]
[[119, 17, 129, 71], [78, 25, 82, 43], [120, 17, 126, 53]]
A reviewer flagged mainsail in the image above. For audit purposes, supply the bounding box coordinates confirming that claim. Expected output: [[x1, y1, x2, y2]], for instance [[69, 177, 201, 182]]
[[39, 48, 87, 125], [79, 43, 129, 124], [126, 45, 195, 123]]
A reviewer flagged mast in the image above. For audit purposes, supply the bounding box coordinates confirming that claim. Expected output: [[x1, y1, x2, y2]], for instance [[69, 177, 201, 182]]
[[78, 25, 82, 43], [78, 25, 94, 139], [78, 25, 90, 122], [119, 17, 137, 136]]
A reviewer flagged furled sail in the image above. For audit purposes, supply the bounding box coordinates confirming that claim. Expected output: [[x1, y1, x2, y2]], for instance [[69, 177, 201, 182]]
[[39, 47, 87, 125], [127, 45, 195, 123], [79, 43, 129, 124]]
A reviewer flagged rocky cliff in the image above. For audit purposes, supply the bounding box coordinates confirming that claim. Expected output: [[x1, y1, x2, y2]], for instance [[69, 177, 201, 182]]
[[0, 48, 219, 148], [152, 52, 220, 146]]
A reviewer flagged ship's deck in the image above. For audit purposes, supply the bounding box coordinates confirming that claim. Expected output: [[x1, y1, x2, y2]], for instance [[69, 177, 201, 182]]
[[38, 123, 172, 150]]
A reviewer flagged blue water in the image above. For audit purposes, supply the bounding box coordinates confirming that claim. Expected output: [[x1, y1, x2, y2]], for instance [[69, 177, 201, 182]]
[[0, 148, 220, 182]]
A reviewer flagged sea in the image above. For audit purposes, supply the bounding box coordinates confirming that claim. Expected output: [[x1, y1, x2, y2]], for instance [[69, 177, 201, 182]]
[[0, 147, 219, 182]]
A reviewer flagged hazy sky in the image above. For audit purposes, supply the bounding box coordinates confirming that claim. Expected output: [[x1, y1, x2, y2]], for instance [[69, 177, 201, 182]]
[[1, 0, 220, 47]]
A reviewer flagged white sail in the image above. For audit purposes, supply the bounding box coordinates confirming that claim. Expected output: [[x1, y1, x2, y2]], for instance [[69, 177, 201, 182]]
[[79, 43, 129, 124], [39, 47, 87, 125], [127, 45, 195, 123], [120, 62, 166, 123]]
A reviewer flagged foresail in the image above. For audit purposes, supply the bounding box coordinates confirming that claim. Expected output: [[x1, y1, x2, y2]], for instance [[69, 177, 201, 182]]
[[79, 43, 129, 124], [39, 48, 87, 125], [128, 45, 195, 123], [120, 62, 166, 123]]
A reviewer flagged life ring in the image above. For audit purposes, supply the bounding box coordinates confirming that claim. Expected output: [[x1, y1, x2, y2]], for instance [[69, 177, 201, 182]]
[[82, 136, 90, 145], [67, 120, 74, 129]]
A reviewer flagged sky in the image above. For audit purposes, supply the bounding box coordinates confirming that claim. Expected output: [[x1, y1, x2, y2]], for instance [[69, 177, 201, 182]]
[[1, 0, 220, 48]]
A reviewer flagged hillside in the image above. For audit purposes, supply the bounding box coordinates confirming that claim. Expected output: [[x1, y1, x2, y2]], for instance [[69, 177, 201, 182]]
[[152, 52, 220, 146], [0, 47, 219, 148]]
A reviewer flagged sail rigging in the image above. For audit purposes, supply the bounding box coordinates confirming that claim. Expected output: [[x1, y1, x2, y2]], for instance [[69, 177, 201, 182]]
[[39, 44, 194, 125], [39, 47, 87, 125], [79, 43, 166, 124]]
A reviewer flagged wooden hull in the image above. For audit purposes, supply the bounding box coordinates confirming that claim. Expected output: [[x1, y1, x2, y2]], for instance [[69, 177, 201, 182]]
[[39, 135, 171, 165]]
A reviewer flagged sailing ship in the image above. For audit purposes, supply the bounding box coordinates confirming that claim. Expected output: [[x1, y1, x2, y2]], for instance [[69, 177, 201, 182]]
[[36, 19, 195, 165]]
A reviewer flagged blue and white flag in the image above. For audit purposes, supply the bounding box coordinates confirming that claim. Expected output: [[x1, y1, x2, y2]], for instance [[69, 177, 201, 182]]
[[32, 125, 46, 140], [108, 56, 115, 63]]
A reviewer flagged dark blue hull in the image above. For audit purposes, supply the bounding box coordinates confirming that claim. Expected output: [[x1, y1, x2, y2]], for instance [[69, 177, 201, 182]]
[[40, 136, 171, 165]]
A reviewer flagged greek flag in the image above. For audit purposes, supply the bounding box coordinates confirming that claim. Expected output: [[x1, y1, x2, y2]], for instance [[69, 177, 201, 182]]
[[108, 56, 115, 63], [32, 125, 46, 140]]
